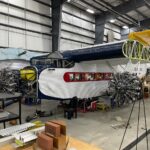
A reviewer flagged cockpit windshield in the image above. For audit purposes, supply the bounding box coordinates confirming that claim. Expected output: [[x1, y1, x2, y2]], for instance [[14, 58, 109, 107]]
[[31, 58, 74, 68]]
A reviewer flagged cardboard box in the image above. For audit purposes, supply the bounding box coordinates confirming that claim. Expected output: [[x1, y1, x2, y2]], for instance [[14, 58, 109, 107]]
[[37, 133, 53, 150], [45, 122, 61, 137], [50, 120, 66, 135]]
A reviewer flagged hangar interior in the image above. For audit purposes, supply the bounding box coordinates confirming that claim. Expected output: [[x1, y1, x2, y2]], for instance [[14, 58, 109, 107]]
[[0, 0, 150, 150]]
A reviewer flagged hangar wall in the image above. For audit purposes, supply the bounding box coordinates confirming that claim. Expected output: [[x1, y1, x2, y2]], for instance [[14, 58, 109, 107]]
[[0, 0, 121, 52], [61, 3, 121, 51], [0, 0, 51, 52]]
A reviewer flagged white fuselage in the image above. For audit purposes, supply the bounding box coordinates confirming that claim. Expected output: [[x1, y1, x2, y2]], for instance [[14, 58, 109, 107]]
[[38, 58, 131, 99]]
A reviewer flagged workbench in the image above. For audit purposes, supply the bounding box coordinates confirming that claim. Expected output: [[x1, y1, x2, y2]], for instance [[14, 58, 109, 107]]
[[0, 124, 102, 150], [0, 137, 102, 150], [0, 93, 22, 128], [0, 119, 102, 150]]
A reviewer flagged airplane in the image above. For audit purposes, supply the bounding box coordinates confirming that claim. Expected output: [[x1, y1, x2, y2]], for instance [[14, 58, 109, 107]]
[[0, 30, 149, 103]]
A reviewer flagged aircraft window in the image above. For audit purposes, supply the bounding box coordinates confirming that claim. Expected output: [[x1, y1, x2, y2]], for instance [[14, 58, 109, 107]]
[[53, 60, 57, 66], [32, 60, 39, 65], [33, 59, 41, 65], [38, 60, 44, 65], [32, 60, 36, 65], [63, 60, 74, 68], [57, 60, 62, 68], [42, 60, 46, 65], [31, 58, 74, 68], [46, 60, 52, 65]]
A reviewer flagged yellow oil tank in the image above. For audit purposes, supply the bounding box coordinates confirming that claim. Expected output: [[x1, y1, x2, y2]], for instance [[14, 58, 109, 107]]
[[20, 69, 36, 81]]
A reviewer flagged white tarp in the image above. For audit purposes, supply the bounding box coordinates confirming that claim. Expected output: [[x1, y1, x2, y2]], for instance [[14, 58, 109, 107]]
[[0, 48, 48, 61]]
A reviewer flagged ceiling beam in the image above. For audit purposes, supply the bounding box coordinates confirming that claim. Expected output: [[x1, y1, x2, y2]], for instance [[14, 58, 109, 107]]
[[135, 10, 147, 19], [62, 0, 67, 3], [93, 0, 139, 27], [95, 16, 106, 44], [145, 3, 150, 9], [96, 0, 146, 23], [133, 17, 150, 28], [120, 0, 147, 19], [81, 0, 102, 13], [125, 17, 150, 30], [99, 0, 137, 23], [121, 17, 150, 39]]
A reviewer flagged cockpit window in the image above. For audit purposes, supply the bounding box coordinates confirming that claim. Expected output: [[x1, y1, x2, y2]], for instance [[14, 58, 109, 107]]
[[31, 58, 74, 68]]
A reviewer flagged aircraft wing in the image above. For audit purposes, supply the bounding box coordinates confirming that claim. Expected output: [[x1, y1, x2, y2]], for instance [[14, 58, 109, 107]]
[[62, 40, 125, 62]]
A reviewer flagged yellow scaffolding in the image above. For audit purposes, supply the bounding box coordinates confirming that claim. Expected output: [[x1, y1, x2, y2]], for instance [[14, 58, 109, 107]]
[[129, 30, 150, 46], [122, 30, 150, 62]]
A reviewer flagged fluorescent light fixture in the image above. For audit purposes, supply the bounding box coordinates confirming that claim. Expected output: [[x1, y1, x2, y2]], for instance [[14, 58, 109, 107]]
[[86, 9, 95, 14], [67, 0, 71, 2], [110, 19, 116, 23], [122, 25, 129, 29]]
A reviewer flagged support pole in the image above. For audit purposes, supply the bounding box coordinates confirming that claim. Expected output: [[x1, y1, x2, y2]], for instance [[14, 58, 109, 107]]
[[51, 0, 65, 52], [95, 15, 106, 44]]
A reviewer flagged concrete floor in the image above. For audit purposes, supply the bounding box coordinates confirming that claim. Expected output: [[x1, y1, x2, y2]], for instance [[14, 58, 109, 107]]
[[1, 99, 150, 150]]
